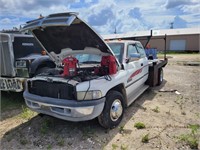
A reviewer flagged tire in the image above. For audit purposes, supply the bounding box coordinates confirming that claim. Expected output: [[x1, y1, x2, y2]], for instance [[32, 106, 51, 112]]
[[98, 91, 124, 129], [157, 68, 163, 86]]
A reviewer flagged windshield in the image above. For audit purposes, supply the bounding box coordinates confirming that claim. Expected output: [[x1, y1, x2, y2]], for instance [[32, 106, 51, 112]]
[[107, 43, 124, 63], [74, 54, 101, 64]]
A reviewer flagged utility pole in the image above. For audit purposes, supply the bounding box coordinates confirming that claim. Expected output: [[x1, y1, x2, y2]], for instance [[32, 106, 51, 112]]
[[114, 26, 117, 34], [199, 34, 200, 54], [170, 22, 174, 29]]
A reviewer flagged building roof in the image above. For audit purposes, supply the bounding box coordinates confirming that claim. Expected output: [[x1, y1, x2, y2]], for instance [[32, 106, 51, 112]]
[[102, 28, 200, 39]]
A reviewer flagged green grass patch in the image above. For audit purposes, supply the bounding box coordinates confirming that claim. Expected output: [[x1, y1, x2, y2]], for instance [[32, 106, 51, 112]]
[[20, 106, 36, 120], [178, 124, 200, 149], [57, 138, 65, 147], [178, 134, 198, 149], [158, 51, 199, 54], [152, 106, 160, 113], [1, 92, 25, 112], [40, 119, 52, 134], [119, 125, 125, 134], [112, 144, 118, 150], [19, 138, 28, 145], [47, 144, 52, 150], [141, 133, 149, 143], [120, 144, 128, 150], [134, 122, 146, 129], [81, 126, 95, 139]]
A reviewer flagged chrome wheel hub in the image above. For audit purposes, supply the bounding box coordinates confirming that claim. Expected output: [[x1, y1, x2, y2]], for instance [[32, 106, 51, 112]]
[[110, 99, 123, 121]]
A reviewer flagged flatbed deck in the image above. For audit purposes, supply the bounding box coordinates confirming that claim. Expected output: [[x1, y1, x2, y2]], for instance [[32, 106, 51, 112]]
[[146, 58, 168, 86]]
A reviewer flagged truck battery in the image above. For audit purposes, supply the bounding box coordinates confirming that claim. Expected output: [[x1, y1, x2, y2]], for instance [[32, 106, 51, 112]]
[[101, 55, 117, 75], [62, 57, 78, 77]]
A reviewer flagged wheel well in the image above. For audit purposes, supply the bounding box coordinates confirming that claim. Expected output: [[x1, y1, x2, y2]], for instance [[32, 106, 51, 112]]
[[107, 84, 128, 106]]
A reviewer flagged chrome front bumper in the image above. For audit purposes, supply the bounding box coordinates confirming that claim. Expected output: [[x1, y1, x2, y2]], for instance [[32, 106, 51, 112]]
[[23, 90, 105, 122]]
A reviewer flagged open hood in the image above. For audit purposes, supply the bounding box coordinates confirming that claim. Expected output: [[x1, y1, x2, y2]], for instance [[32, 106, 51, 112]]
[[22, 12, 119, 65]]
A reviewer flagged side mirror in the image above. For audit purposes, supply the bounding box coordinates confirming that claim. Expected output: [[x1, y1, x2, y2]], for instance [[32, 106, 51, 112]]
[[126, 53, 141, 63]]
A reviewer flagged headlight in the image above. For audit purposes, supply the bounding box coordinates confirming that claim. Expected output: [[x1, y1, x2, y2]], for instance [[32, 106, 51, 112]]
[[15, 60, 27, 68], [77, 90, 102, 100]]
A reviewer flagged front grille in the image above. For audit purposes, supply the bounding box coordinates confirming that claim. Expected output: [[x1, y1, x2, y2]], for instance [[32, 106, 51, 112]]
[[28, 80, 75, 100]]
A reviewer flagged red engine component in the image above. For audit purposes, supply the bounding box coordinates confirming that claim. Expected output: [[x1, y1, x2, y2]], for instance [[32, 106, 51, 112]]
[[62, 56, 78, 77], [101, 55, 117, 75]]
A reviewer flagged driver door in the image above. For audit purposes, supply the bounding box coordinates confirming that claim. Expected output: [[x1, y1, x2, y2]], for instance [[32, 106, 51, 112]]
[[125, 44, 143, 98]]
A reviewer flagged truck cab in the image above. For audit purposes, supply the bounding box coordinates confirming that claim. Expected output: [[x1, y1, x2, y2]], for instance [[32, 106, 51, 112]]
[[107, 40, 149, 103], [22, 13, 167, 128], [0, 33, 55, 92]]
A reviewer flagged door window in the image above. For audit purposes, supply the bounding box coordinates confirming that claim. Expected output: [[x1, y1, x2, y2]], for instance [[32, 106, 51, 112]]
[[136, 43, 146, 58], [127, 44, 138, 57]]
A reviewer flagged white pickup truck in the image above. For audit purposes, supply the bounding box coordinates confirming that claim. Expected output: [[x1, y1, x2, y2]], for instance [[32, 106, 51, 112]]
[[22, 13, 167, 128]]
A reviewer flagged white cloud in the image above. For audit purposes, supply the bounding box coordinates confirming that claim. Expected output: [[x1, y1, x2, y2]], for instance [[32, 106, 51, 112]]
[[0, 0, 199, 33], [0, 0, 74, 17], [181, 4, 200, 14], [0, 17, 25, 29], [85, 0, 92, 3], [165, 0, 192, 9], [164, 0, 200, 14], [0, 18, 11, 24]]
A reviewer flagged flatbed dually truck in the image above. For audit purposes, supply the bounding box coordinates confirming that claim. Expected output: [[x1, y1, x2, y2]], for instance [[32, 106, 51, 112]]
[[22, 12, 167, 128]]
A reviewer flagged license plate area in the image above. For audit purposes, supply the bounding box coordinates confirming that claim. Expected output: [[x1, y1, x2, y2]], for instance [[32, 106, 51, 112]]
[[0, 78, 24, 92]]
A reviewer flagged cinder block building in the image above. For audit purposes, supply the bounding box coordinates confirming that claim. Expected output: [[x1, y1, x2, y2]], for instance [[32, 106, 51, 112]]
[[103, 28, 200, 52]]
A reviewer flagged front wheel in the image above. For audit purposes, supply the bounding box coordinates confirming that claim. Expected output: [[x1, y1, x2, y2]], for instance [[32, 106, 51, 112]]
[[98, 91, 124, 129]]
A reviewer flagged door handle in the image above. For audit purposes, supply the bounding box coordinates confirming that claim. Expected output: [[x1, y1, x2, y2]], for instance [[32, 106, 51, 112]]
[[141, 63, 143, 66]]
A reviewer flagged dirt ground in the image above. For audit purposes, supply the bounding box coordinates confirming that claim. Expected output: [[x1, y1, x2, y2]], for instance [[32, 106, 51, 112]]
[[1, 54, 200, 150]]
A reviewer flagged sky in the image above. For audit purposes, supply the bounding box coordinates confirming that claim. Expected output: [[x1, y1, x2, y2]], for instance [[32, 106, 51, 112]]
[[0, 0, 200, 34]]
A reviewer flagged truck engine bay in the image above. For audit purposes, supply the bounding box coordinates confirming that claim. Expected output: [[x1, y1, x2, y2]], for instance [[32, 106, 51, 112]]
[[27, 54, 118, 100], [38, 54, 118, 82]]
